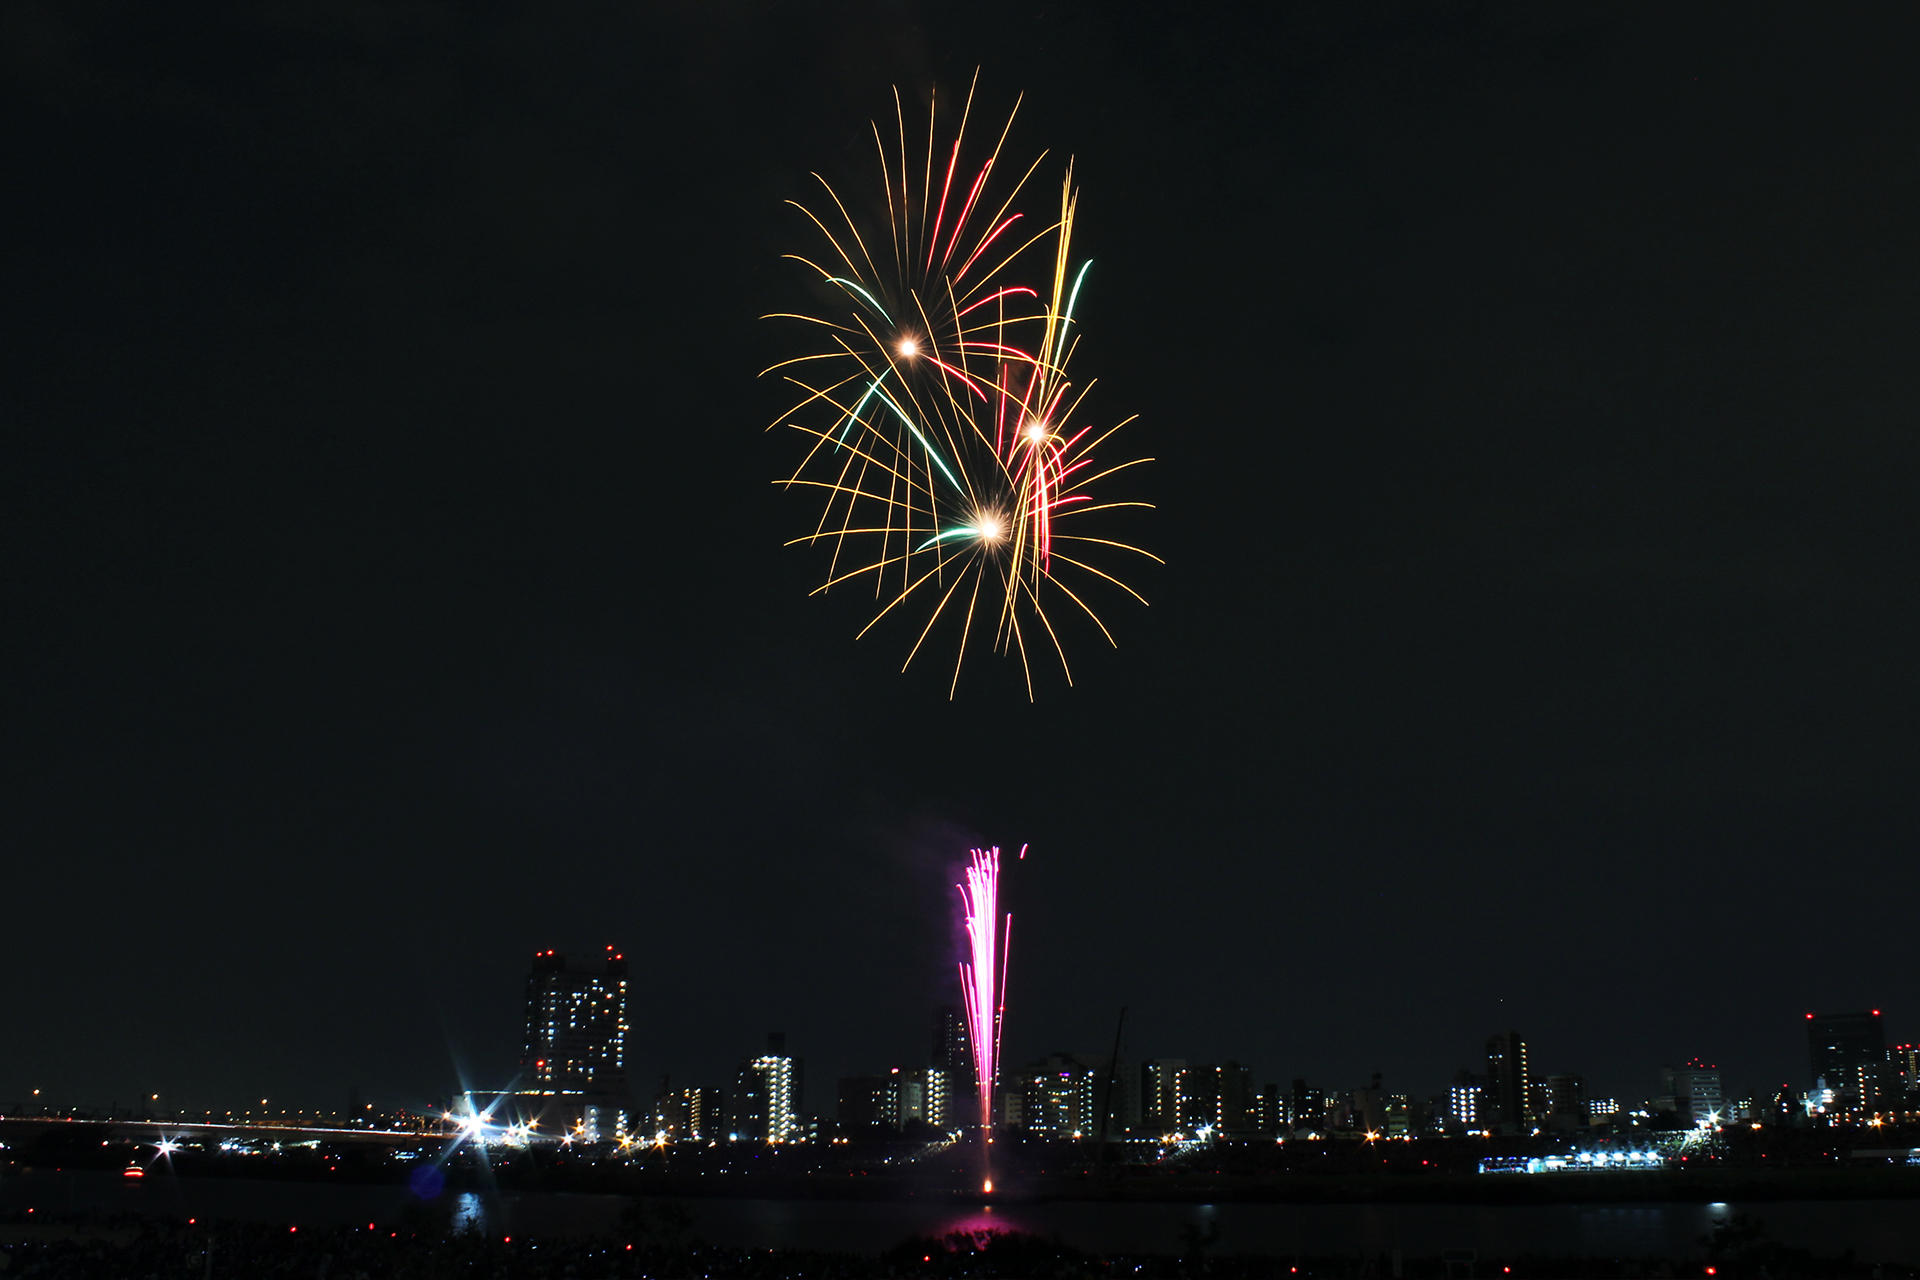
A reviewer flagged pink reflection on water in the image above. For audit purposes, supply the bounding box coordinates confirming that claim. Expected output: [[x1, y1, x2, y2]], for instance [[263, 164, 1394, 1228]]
[[925, 1206, 1035, 1249]]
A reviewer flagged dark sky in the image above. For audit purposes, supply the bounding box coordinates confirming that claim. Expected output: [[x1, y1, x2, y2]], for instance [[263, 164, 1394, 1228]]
[[5, 2, 1917, 1117]]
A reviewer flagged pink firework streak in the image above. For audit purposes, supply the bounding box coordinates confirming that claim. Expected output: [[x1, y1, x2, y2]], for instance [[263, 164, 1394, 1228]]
[[957, 845, 1020, 1134]]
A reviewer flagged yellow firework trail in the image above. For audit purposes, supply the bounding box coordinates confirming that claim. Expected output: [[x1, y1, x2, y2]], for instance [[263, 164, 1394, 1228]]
[[764, 75, 1156, 698]]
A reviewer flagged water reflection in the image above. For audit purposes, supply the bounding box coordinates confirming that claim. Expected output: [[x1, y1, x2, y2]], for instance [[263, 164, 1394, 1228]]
[[451, 1192, 488, 1236], [5, 1172, 1916, 1263], [923, 1201, 1232, 1258], [931, 1209, 1005, 1240]]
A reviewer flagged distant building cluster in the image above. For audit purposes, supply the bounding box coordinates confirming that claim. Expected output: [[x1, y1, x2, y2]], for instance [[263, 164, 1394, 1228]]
[[439, 951, 1920, 1151]]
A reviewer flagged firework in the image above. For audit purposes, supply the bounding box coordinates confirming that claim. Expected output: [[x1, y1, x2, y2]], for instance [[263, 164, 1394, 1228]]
[[765, 75, 1157, 697], [957, 845, 1014, 1148]]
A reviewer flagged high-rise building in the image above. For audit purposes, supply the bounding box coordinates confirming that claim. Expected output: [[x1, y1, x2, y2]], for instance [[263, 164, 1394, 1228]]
[[1020, 1054, 1098, 1138], [1027, 1052, 1139, 1136], [1176, 1063, 1257, 1134], [732, 1032, 800, 1142], [886, 1067, 929, 1127], [1542, 1075, 1588, 1130], [836, 1076, 887, 1131], [1254, 1083, 1284, 1135], [1290, 1079, 1328, 1131], [522, 947, 631, 1140], [1485, 1032, 1530, 1134], [1662, 1060, 1725, 1127], [928, 1006, 971, 1129], [922, 1065, 953, 1129], [1350, 1073, 1389, 1134], [1891, 1043, 1919, 1085], [682, 1087, 725, 1140], [1448, 1070, 1487, 1130], [1142, 1059, 1186, 1132], [652, 1083, 726, 1141], [1855, 1058, 1898, 1111], [932, 1006, 972, 1075], [1084, 1055, 1141, 1134], [1807, 1011, 1886, 1094], [650, 1075, 678, 1138]]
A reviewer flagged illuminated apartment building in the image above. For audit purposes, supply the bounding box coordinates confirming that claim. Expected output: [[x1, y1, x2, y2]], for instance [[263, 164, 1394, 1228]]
[[522, 947, 631, 1140], [733, 1032, 801, 1142], [1485, 1031, 1530, 1133]]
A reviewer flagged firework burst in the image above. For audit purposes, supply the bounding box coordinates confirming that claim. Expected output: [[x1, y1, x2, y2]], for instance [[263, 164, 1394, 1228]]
[[764, 75, 1157, 698]]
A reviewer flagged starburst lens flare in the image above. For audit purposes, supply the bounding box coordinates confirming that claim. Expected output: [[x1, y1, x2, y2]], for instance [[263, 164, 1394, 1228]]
[[765, 75, 1158, 698]]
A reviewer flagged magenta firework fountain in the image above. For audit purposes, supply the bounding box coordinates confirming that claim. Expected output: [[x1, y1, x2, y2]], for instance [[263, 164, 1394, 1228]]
[[956, 844, 1018, 1190]]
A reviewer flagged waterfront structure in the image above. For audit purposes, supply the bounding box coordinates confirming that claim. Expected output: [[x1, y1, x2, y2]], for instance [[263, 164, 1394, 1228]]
[[522, 947, 631, 1140], [1486, 1032, 1530, 1133]]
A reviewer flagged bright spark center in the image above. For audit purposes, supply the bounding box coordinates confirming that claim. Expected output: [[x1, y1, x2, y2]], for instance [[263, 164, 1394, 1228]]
[[898, 339, 919, 357], [977, 519, 1003, 541], [1025, 423, 1046, 443]]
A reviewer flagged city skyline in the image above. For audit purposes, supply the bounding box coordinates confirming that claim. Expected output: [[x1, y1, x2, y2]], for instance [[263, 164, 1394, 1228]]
[[12, 932, 1907, 1134], [6, 2, 1917, 1128]]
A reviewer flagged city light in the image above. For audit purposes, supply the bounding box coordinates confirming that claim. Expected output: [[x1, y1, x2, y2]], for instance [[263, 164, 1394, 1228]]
[[40, 953, 1891, 1226]]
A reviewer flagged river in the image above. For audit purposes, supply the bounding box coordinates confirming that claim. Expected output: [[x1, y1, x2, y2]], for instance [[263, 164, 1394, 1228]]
[[5, 1171, 1916, 1263]]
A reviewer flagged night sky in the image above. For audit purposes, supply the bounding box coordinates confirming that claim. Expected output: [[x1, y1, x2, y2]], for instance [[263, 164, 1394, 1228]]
[[6, 3, 1917, 1118]]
